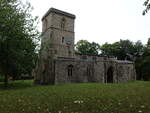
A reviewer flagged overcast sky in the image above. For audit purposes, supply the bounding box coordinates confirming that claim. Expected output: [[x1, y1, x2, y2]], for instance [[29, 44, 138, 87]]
[[27, 0, 150, 44]]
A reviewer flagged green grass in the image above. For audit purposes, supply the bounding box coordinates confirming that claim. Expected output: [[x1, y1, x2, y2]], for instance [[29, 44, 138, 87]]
[[0, 80, 150, 113]]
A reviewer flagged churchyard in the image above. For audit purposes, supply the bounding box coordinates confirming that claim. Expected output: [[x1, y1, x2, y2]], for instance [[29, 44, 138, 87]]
[[0, 80, 149, 113]]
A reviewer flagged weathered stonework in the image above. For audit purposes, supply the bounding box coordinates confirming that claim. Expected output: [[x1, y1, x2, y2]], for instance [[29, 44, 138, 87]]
[[34, 8, 136, 85]]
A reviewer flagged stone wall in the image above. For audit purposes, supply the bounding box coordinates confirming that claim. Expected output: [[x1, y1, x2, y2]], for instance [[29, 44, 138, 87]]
[[117, 63, 136, 83], [54, 58, 105, 84], [53, 57, 136, 84]]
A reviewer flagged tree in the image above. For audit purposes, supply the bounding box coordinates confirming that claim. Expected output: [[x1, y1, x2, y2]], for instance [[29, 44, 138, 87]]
[[100, 43, 114, 56], [75, 40, 100, 55], [134, 40, 144, 55], [0, 0, 39, 87], [136, 38, 150, 80], [88, 42, 100, 55], [100, 39, 135, 60], [143, 0, 150, 15], [75, 40, 91, 55]]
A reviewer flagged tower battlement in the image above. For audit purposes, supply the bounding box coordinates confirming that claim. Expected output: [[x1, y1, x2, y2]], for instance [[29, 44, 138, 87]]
[[42, 8, 76, 21]]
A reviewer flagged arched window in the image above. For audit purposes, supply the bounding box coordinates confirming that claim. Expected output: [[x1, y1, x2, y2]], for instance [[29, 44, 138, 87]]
[[62, 37, 64, 43], [87, 66, 90, 76], [68, 65, 73, 76], [61, 17, 66, 29], [87, 65, 94, 77], [87, 65, 95, 82]]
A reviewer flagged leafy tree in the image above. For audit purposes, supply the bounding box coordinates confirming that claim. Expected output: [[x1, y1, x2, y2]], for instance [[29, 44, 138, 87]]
[[75, 40, 91, 55], [100, 39, 135, 60], [136, 54, 150, 81], [143, 0, 150, 15], [88, 42, 100, 55], [136, 38, 150, 80], [100, 43, 114, 56], [0, 0, 39, 87], [140, 56, 150, 80], [134, 40, 144, 56], [75, 40, 100, 55], [118, 39, 135, 60], [147, 38, 150, 46]]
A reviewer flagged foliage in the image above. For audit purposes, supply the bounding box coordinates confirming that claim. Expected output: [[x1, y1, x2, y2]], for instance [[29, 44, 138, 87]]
[[140, 56, 150, 80], [75, 40, 100, 55], [101, 39, 135, 60], [0, 0, 39, 87], [0, 80, 150, 113], [143, 0, 150, 15], [100, 43, 114, 56], [134, 40, 144, 57], [136, 38, 150, 80]]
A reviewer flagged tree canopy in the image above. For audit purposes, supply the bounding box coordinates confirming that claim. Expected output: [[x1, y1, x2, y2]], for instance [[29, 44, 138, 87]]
[[75, 40, 100, 55], [0, 0, 39, 87], [143, 0, 150, 15], [101, 40, 136, 60]]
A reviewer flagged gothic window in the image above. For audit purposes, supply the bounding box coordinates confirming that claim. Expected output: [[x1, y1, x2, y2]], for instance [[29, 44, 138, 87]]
[[62, 37, 64, 43], [87, 66, 94, 77], [87, 65, 95, 82], [68, 65, 73, 76], [61, 17, 66, 29], [87, 66, 90, 76]]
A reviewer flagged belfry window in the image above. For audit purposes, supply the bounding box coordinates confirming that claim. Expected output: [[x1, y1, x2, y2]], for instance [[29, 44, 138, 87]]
[[68, 65, 73, 76], [61, 17, 66, 29], [62, 37, 64, 43]]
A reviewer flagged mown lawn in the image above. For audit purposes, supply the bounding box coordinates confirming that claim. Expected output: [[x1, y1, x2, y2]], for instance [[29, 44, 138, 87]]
[[0, 80, 150, 113]]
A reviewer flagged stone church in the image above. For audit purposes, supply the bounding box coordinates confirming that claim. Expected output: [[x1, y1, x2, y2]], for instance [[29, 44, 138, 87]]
[[34, 8, 136, 85]]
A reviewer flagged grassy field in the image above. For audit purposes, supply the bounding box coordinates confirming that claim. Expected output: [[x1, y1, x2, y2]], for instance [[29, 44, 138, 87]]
[[0, 80, 150, 113]]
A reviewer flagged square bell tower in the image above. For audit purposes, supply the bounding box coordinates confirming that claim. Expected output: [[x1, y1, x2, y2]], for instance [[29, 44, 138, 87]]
[[41, 8, 76, 58]]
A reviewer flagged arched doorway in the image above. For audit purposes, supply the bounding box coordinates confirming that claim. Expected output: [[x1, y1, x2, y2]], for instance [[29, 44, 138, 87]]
[[107, 66, 113, 83]]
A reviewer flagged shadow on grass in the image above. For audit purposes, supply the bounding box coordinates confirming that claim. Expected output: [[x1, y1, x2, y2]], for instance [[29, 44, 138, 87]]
[[0, 80, 34, 90]]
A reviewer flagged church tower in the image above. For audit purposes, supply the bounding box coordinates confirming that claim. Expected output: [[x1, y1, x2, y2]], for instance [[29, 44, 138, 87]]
[[34, 8, 76, 84], [41, 8, 76, 59]]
